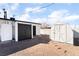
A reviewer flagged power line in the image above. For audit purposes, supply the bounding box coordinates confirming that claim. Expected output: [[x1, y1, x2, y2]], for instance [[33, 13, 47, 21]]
[[39, 3, 54, 10], [31, 3, 54, 12]]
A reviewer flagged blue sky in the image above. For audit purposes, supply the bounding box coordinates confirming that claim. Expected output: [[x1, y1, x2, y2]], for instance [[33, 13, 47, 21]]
[[0, 3, 79, 25]]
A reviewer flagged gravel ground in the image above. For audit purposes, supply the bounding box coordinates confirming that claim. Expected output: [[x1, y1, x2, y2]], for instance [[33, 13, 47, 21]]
[[1, 35, 79, 56], [0, 35, 50, 56], [9, 40, 79, 56]]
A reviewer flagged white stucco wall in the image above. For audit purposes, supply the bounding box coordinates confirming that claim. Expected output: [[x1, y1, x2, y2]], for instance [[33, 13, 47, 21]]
[[15, 22, 18, 41], [0, 19, 13, 41], [36, 24, 40, 35], [40, 29, 51, 35]]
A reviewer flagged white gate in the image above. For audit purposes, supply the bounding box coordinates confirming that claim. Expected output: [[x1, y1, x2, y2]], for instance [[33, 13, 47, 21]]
[[66, 25, 73, 44], [1, 24, 12, 41], [59, 25, 66, 42], [54, 24, 66, 42], [54, 25, 60, 41], [50, 24, 73, 44]]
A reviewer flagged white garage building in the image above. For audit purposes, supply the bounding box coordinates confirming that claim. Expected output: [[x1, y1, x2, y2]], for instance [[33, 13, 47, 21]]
[[50, 22, 73, 44], [0, 18, 41, 42]]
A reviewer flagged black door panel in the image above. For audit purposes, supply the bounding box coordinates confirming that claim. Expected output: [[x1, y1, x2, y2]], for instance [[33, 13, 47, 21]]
[[33, 26, 36, 36], [18, 24, 31, 41]]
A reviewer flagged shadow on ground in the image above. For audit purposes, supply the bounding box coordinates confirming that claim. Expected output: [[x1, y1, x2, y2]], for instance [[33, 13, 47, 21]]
[[0, 35, 51, 56]]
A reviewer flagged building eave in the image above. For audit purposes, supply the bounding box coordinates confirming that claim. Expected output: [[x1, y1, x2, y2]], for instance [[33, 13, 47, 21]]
[[0, 17, 41, 25]]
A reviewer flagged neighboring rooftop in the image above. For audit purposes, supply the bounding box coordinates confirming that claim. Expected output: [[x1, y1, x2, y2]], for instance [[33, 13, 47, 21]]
[[41, 23, 51, 29]]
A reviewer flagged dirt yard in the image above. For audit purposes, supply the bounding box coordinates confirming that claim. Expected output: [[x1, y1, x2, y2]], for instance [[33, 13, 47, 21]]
[[9, 35, 79, 56]]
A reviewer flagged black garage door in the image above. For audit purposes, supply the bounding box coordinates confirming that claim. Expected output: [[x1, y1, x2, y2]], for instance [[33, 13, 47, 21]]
[[18, 23, 32, 41]]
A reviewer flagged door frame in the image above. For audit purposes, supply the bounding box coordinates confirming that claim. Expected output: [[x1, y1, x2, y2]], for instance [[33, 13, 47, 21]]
[[18, 23, 32, 41], [33, 26, 36, 36], [15, 22, 33, 41]]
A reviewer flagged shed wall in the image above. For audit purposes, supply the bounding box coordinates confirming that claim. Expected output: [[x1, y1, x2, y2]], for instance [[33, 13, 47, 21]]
[[73, 27, 79, 39]]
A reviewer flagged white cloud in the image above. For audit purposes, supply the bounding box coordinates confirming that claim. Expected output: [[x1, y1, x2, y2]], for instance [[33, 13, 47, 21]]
[[11, 3, 19, 11], [47, 10, 70, 24], [64, 15, 79, 20], [19, 9, 79, 25], [17, 6, 45, 21], [16, 7, 31, 21], [0, 4, 9, 18], [31, 18, 47, 23], [48, 10, 69, 18], [0, 3, 19, 18], [1, 3, 79, 25], [47, 9, 79, 25], [0, 9, 4, 18], [25, 6, 45, 13], [0, 3, 7, 7], [16, 13, 30, 21], [8, 3, 19, 18], [25, 8, 33, 13], [31, 7, 45, 13]]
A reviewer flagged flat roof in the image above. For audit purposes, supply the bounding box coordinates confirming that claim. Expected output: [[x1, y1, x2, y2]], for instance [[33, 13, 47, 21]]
[[16, 20, 41, 25], [0, 18, 41, 25], [0, 18, 15, 21]]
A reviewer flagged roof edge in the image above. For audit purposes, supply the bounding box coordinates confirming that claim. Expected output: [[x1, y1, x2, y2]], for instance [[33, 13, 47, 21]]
[[0, 17, 41, 25]]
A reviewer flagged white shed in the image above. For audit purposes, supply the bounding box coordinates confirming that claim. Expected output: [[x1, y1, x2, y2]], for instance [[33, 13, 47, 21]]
[[50, 21, 73, 44], [0, 18, 41, 42]]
